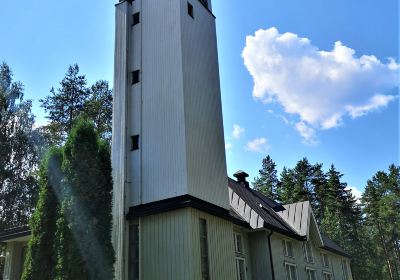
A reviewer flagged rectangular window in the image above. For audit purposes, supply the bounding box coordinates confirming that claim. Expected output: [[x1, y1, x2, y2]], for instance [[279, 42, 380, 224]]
[[322, 253, 330, 268], [132, 70, 140, 84], [283, 239, 294, 258], [303, 241, 314, 263], [323, 271, 333, 280], [129, 224, 139, 280], [132, 12, 140, 25], [234, 233, 243, 254], [131, 135, 140, 151], [187, 2, 194, 18], [199, 219, 210, 280], [285, 263, 298, 280], [236, 258, 246, 280], [342, 260, 349, 280], [306, 268, 317, 280]]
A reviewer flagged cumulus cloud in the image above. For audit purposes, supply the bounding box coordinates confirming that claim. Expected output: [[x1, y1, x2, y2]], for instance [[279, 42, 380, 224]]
[[346, 186, 363, 203], [225, 142, 233, 151], [246, 138, 270, 153], [232, 124, 245, 139], [295, 121, 318, 146], [242, 27, 398, 142]]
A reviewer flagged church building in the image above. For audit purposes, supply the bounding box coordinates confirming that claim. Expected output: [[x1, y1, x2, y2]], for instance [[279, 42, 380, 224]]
[[1, 1, 353, 279]]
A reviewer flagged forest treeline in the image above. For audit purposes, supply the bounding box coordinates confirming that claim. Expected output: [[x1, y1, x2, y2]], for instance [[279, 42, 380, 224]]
[[253, 155, 400, 280]]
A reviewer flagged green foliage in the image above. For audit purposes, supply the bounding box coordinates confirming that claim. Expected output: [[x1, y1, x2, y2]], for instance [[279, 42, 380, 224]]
[[362, 165, 400, 280], [40, 64, 89, 138], [40, 65, 112, 145], [21, 147, 63, 280], [254, 155, 397, 280], [252, 155, 278, 199], [85, 81, 113, 142], [0, 62, 38, 229], [54, 117, 115, 279]]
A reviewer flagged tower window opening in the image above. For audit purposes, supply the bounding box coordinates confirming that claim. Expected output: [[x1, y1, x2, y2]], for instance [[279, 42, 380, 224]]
[[199, 0, 208, 8], [188, 2, 194, 18], [131, 135, 140, 151], [132, 12, 140, 26], [132, 70, 140, 84]]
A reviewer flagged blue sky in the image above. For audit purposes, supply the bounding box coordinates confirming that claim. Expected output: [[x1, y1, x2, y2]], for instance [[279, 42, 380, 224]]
[[0, 0, 398, 196]]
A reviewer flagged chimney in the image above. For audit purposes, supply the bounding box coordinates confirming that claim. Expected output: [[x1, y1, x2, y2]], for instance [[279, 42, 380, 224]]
[[233, 170, 249, 189]]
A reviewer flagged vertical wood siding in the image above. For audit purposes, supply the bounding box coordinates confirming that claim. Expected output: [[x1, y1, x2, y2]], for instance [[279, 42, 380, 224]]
[[270, 233, 352, 280], [121, 0, 229, 209], [180, 0, 229, 210], [112, 2, 130, 279], [139, 208, 236, 280], [140, 0, 188, 205], [248, 231, 273, 280], [2, 242, 24, 280]]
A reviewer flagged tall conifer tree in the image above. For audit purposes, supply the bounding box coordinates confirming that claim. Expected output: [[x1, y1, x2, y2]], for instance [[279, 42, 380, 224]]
[[21, 148, 63, 280], [252, 155, 279, 199], [55, 118, 114, 280]]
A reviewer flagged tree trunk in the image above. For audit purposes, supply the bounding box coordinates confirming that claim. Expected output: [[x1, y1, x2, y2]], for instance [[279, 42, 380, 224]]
[[377, 222, 394, 280]]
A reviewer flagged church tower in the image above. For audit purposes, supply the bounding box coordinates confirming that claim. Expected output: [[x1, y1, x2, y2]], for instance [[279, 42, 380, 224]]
[[112, 0, 235, 279]]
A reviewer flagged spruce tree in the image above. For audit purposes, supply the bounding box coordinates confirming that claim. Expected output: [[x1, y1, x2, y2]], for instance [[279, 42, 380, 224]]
[[276, 167, 296, 203], [252, 155, 278, 199], [55, 118, 114, 280], [21, 147, 63, 280]]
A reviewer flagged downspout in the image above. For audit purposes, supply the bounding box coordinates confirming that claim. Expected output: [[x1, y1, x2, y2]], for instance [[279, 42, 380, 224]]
[[267, 231, 275, 280]]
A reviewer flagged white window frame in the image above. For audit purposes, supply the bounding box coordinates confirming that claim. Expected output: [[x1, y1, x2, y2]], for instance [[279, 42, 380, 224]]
[[283, 239, 294, 258], [305, 267, 317, 280], [321, 252, 330, 268], [284, 262, 298, 280], [234, 233, 244, 254], [235, 257, 247, 280], [303, 241, 314, 263]]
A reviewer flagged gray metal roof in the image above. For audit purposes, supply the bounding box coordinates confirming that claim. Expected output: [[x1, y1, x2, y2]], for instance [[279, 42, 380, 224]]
[[228, 177, 351, 258], [228, 178, 301, 239]]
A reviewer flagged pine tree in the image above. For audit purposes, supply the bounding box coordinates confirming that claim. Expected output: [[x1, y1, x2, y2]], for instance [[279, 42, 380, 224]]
[[276, 166, 296, 203], [84, 80, 113, 142], [21, 147, 63, 280], [311, 163, 327, 222], [55, 118, 114, 280], [40, 64, 89, 142], [276, 158, 315, 204], [252, 155, 278, 199], [362, 165, 400, 280]]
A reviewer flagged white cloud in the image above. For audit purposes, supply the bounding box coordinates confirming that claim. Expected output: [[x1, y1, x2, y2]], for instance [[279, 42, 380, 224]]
[[295, 121, 318, 146], [225, 142, 233, 151], [242, 27, 398, 143], [346, 94, 395, 118], [346, 186, 363, 204], [232, 124, 245, 139], [246, 138, 270, 153]]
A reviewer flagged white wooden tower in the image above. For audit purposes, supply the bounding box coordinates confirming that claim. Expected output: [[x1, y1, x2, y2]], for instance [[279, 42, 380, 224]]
[[112, 0, 235, 279]]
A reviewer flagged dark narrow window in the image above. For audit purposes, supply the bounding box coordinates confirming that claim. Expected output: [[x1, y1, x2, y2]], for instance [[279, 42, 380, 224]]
[[132, 12, 140, 25], [199, 0, 208, 8], [187, 2, 194, 18], [132, 70, 140, 84], [199, 219, 210, 279], [129, 224, 139, 280], [131, 135, 139, 151]]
